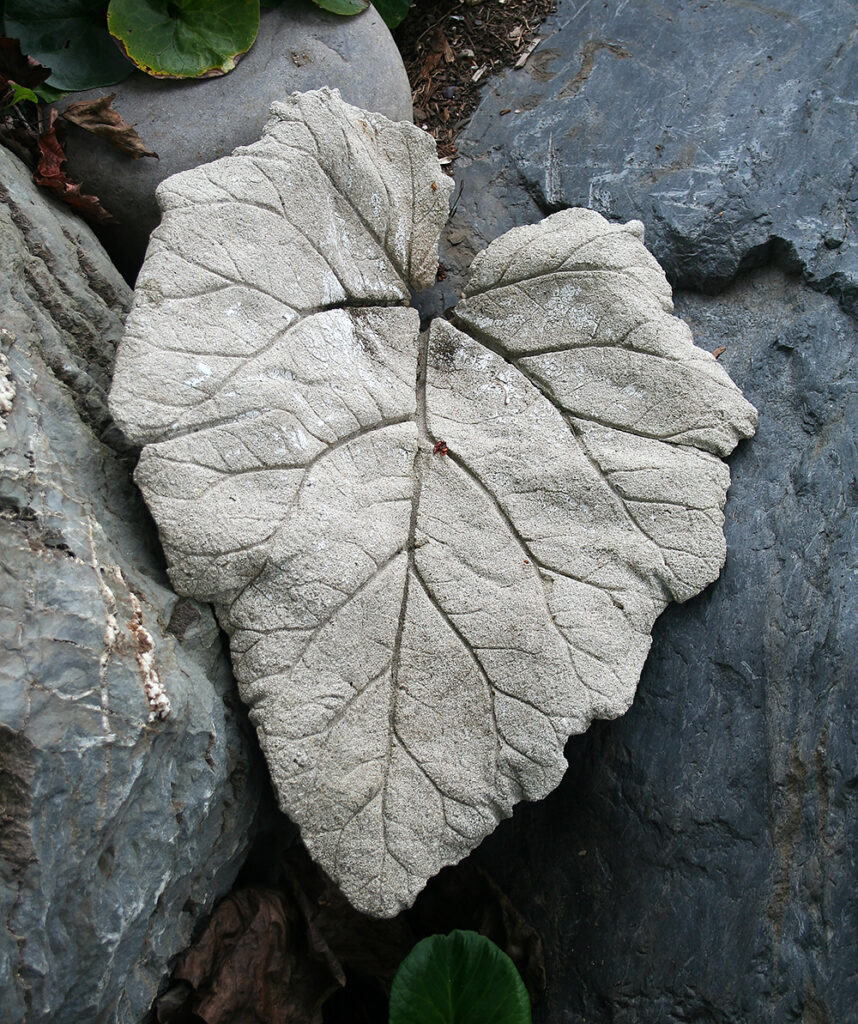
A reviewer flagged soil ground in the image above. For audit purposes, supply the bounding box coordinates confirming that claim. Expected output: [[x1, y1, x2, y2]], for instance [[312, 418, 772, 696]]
[[394, 0, 556, 166]]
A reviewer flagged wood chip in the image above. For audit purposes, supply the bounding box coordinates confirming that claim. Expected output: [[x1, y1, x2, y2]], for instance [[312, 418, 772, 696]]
[[472, 64, 489, 82], [514, 36, 543, 69], [712, 346, 727, 359]]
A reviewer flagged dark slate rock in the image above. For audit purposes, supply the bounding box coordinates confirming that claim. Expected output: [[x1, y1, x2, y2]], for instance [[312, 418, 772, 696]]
[[471, 268, 857, 1023], [425, 4, 858, 1020], [443, 0, 858, 310], [0, 146, 263, 1023]]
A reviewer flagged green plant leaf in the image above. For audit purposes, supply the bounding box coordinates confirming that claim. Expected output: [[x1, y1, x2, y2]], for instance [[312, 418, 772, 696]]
[[372, 0, 411, 29], [34, 83, 69, 103], [107, 0, 260, 79], [312, 0, 370, 16], [389, 931, 532, 1024], [8, 81, 37, 104], [4, 0, 132, 92]]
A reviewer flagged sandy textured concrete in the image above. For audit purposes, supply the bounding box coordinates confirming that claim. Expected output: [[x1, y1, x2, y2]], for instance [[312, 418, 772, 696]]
[[110, 90, 756, 917]]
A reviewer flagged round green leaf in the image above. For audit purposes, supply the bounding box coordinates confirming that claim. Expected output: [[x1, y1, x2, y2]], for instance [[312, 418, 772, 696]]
[[107, 0, 259, 79], [312, 0, 370, 16], [389, 931, 532, 1024], [5, 0, 132, 92], [372, 0, 411, 29]]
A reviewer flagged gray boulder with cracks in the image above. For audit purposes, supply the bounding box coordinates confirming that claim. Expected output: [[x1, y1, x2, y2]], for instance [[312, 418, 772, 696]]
[[427, 2, 858, 1020], [441, 0, 858, 309], [0, 146, 261, 1023], [109, 89, 757, 918]]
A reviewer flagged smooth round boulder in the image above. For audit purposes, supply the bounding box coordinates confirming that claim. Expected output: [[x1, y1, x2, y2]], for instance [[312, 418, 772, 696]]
[[61, 0, 413, 278]]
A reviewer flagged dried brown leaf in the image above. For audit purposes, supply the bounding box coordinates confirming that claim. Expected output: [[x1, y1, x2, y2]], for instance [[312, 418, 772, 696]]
[[33, 110, 114, 223], [62, 93, 158, 159], [158, 886, 342, 1024], [156, 837, 545, 1023]]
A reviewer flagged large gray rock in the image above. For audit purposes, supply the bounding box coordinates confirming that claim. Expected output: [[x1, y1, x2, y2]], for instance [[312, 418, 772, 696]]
[[61, 0, 413, 276], [0, 145, 262, 1023], [441, 0, 858, 310], [108, 90, 756, 918], [427, 2, 858, 1021], [473, 269, 858, 1024]]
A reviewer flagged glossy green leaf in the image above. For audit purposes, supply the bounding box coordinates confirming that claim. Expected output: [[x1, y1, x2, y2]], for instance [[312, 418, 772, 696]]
[[8, 81, 37, 104], [389, 931, 532, 1024], [312, 0, 369, 16], [372, 0, 411, 29], [107, 0, 259, 79], [5, 0, 132, 92]]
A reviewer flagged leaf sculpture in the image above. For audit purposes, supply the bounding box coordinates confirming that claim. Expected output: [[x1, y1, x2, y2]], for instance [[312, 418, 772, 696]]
[[109, 88, 758, 918]]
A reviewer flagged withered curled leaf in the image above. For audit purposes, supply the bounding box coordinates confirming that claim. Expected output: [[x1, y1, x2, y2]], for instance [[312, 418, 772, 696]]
[[62, 93, 158, 159], [34, 109, 114, 223]]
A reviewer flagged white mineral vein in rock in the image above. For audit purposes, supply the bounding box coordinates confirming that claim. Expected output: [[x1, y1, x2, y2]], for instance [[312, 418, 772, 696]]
[[0, 351, 15, 428], [109, 89, 757, 917]]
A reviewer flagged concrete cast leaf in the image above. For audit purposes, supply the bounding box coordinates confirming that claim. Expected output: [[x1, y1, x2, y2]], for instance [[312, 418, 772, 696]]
[[109, 89, 758, 918]]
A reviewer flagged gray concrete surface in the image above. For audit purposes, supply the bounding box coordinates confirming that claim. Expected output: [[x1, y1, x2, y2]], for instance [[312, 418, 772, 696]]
[[109, 91, 755, 918]]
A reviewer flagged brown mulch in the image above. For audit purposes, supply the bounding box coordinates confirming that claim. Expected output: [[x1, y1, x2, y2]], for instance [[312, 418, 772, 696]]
[[394, 0, 556, 166]]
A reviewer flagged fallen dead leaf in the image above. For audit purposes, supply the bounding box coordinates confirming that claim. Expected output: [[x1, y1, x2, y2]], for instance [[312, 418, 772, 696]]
[[0, 37, 51, 111], [62, 93, 158, 159], [157, 886, 343, 1024], [156, 841, 546, 1023], [33, 109, 114, 223], [713, 346, 726, 359]]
